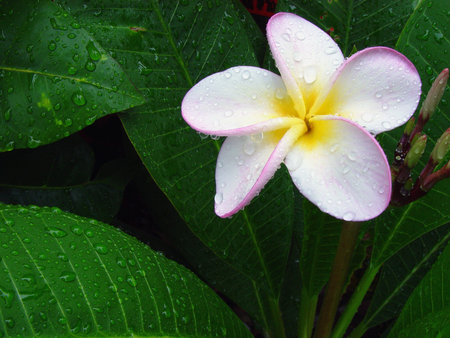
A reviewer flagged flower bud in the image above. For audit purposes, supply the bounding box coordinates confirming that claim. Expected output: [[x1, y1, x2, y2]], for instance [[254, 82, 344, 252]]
[[421, 161, 450, 192], [431, 128, 450, 165], [404, 135, 427, 169], [420, 68, 449, 123]]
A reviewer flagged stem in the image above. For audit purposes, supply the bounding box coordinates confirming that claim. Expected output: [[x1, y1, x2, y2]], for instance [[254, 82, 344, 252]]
[[330, 265, 381, 338], [313, 221, 362, 338], [268, 297, 287, 338], [298, 287, 318, 338], [346, 321, 368, 338]]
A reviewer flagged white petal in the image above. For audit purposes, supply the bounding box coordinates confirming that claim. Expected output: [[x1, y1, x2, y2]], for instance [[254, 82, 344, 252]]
[[267, 12, 344, 117], [310, 47, 421, 135], [286, 115, 391, 221], [181, 66, 298, 136], [215, 124, 306, 217]]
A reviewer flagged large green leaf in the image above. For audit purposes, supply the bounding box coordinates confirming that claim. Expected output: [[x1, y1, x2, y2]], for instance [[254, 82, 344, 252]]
[[135, 164, 299, 338], [372, 0, 450, 268], [364, 223, 450, 329], [0, 204, 252, 338], [276, 0, 414, 56], [0, 0, 145, 151], [0, 135, 133, 223], [63, 0, 294, 303], [386, 239, 450, 338]]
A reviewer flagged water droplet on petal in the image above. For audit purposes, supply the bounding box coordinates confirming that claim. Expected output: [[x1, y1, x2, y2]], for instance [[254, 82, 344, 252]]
[[295, 31, 306, 40], [348, 151, 357, 161], [214, 193, 223, 204], [284, 155, 302, 171], [224, 109, 233, 117], [343, 211, 355, 221], [362, 113, 373, 122], [293, 51, 302, 62], [251, 133, 263, 143], [243, 142, 256, 155], [225, 72, 231, 78], [324, 46, 337, 55], [242, 70, 250, 80], [275, 88, 285, 99], [303, 66, 317, 84], [375, 91, 383, 98], [382, 121, 391, 129], [382, 102, 389, 110], [281, 33, 290, 42], [330, 143, 339, 153]]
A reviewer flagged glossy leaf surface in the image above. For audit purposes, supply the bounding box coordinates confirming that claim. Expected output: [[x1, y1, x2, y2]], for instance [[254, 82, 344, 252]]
[[386, 240, 450, 338], [0, 0, 145, 151], [0, 204, 252, 338], [373, 0, 450, 268]]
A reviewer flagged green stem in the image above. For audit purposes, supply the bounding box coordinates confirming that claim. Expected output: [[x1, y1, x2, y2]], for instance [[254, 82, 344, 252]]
[[298, 287, 318, 338], [330, 265, 381, 338], [268, 297, 287, 338], [313, 221, 362, 338], [346, 321, 368, 338]]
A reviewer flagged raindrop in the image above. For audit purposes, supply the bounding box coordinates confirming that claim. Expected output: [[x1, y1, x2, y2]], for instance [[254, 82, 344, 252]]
[[343, 166, 351, 174], [281, 33, 290, 42], [67, 66, 77, 75], [303, 66, 317, 84], [251, 93, 257, 100], [362, 113, 373, 122], [343, 211, 355, 221], [48, 40, 57, 51], [285, 155, 302, 171], [27, 136, 41, 149], [93, 244, 108, 254], [330, 143, 339, 153], [126, 275, 137, 287], [324, 46, 337, 55], [214, 193, 223, 205], [382, 121, 391, 129], [293, 51, 302, 62], [251, 133, 263, 143], [71, 91, 87, 106], [224, 109, 233, 117], [225, 72, 232, 78], [48, 227, 67, 238], [243, 141, 256, 155], [86, 41, 101, 61], [375, 91, 382, 98], [382, 102, 389, 110], [242, 70, 250, 80], [67, 33, 76, 39], [275, 88, 285, 99], [295, 31, 306, 40], [85, 60, 96, 71], [59, 271, 76, 282], [71, 22, 81, 29]]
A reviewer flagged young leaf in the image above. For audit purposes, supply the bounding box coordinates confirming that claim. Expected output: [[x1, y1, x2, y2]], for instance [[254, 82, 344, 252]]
[[0, 204, 252, 338], [0, 0, 145, 151]]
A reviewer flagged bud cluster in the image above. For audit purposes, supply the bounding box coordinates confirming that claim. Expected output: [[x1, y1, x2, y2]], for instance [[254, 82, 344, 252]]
[[390, 69, 450, 207]]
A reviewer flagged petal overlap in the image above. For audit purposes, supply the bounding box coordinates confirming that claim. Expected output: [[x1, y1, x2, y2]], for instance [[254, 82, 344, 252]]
[[182, 66, 298, 136], [310, 47, 422, 135], [286, 115, 391, 221]]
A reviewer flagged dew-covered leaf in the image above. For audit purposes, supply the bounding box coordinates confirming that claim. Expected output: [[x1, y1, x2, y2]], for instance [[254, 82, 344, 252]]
[[0, 0, 145, 151], [0, 204, 252, 338], [373, 0, 450, 268], [275, 0, 414, 56]]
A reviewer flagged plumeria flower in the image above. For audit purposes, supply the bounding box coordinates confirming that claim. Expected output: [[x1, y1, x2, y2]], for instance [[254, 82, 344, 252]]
[[181, 12, 421, 221]]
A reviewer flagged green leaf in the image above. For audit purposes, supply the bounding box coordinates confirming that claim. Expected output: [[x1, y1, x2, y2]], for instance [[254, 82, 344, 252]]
[[364, 223, 450, 329], [373, 1, 450, 268], [386, 240, 450, 338], [0, 135, 133, 223], [65, 0, 295, 304], [0, 204, 252, 338], [276, 0, 414, 56], [0, 0, 145, 151], [300, 199, 342, 297]]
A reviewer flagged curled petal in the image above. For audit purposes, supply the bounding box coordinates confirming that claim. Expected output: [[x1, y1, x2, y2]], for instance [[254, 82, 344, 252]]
[[267, 12, 344, 117], [182, 66, 298, 136], [286, 115, 391, 221], [215, 124, 307, 217], [310, 47, 421, 135]]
